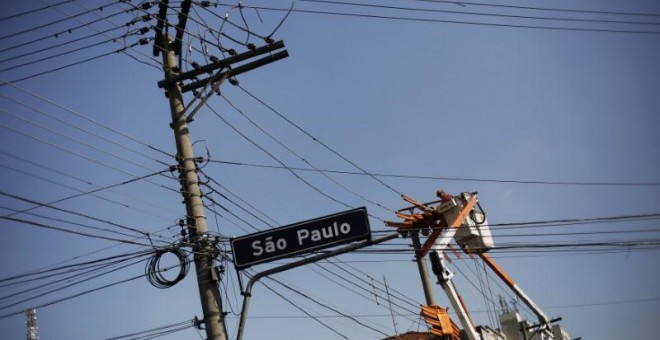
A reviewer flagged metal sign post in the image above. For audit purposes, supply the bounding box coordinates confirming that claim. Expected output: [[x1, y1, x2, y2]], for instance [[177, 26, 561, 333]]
[[235, 232, 400, 340]]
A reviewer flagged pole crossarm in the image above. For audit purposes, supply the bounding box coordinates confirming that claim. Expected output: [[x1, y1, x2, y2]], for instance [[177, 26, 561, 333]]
[[180, 50, 289, 93], [157, 40, 287, 89]]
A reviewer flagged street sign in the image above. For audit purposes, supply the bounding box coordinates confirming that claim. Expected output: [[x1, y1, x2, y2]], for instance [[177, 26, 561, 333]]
[[231, 207, 371, 269]]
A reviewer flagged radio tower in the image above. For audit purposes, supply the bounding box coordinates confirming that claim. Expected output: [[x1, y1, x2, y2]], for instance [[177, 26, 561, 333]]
[[25, 308, 39, 340]]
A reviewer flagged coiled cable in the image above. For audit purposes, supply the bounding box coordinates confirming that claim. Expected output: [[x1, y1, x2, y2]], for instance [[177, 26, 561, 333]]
[[145, 247, 190, 289]]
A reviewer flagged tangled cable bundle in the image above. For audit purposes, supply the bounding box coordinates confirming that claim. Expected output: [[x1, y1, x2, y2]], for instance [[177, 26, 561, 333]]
[[145, 247, 190, 289]]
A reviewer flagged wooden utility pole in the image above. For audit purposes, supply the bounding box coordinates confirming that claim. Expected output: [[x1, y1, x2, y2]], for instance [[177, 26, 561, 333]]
[[161, 37, 228, 340]]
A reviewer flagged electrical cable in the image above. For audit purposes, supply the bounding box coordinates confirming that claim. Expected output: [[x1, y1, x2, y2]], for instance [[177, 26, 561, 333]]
[[224, 4, 660, 34], [0, 0, 77, 21], [0, 252, 151, 306], [0, 269, 145, 319], [101, 319, 194, 340], [204, 102, 360, 212], [326, 260, 420, 309], [0, 249, 153, 287], [0, 27, 150, 72], [0, 149, 92, 185], [294, 0, 660, 26], [407, 0, 660, 18], [201, 179, 276, 229], [0, 190, 150, 237], [199, 169, 280, 226], [258, 279, 351, 339], [265, 275, 392, 337], [237, 85, 404, 196], [145, 247, 190, 289], [0, 7, 139, 55], [0, 252, 150, 312], [1, 38, 152, 84], [0, 109, 168, 173], [0, 166, 172, 220], [267, 0, 297, 38], [0, 149, 177, 219], [0, 79, 174, 159], [0, 25, 125, 65], [208, 158, 660, 187], [0, 163, 129, 209], [220, 94, 396, 214], [0, 123, 179, 196], [311, 264, 419, 317], [68, 1, 162, 70], [202, 193, 261, 232], [0, 216, 149, 246], [0, 3, 128, 41]]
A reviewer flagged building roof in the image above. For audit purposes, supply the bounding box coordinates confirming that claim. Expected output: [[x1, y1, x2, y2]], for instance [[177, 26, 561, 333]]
[[381, 331, 444, 340]]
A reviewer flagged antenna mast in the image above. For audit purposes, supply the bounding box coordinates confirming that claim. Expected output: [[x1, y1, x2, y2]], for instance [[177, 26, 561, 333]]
[[25, 308, 39, 340]]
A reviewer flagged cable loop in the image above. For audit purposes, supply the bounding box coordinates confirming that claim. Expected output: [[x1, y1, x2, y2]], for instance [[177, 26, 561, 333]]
[[145, 247, 190, 289]]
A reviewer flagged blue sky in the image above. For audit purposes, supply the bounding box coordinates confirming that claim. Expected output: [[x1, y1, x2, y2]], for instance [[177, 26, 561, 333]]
[[1, 0, 659, 339]]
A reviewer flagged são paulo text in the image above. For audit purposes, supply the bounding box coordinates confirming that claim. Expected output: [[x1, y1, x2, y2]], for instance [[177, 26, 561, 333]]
[[251, 222, 352, 257]]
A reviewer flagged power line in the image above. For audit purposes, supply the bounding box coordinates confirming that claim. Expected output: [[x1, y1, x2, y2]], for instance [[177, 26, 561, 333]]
[[0, 123, 179, 196], [0, 0, 77, 21], [0, 149, 92, 185], [220, 94, 395, 214], [199, 169, 280, 227], [265, 275, 392, 337], [0, 163, 130, 209], [258, 280, 351, 339], [238, 85, 404, 196], [0, 109, 165, 173], [208, 159, 660, 187], [0, 27, 149, 72], [0, 6, 135, 55], [297, 0, 660, 26], [204, 102, 359, 212], [227, 4, 660, 34], [68, 1, 162, 70], [201, 176, 276, 229], [407, 0, 660, 18], [0, 79, 173, 159], [312, 264, 419, 316], [0, 249, 153, 286], [0, 150, 177, 221], [0, 253, 164, 320], [0, 39, 151, 84], [0, 216, 149, 246], [0, 225, 174, 287], [0, 25, 123, 65], [0, 94, 169, 167], [0, 165, 171, 220], [101, 319, 195, 340], [0, 268, 144, 319], [324, 260, 420, 310], [0, 3, 129, 41], [0, 247, 189, 319], [0, 190, 151, 237], [0, 251, 150, 306]]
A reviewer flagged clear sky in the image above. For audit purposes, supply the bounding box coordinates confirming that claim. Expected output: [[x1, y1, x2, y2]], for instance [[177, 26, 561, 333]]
[[1, 1, 659, 339]]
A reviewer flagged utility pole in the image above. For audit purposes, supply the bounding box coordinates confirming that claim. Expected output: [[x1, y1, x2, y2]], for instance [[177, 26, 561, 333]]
[[153, 2, 287, 338], [411, 231, 436, 306], [161, 37, 228, 340]]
